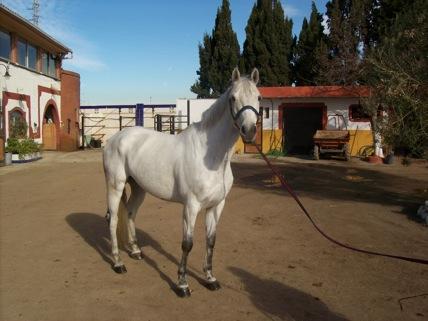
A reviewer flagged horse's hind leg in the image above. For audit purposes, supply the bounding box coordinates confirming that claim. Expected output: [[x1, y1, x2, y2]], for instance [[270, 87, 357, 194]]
[[203, 200, 225, 291], [106, 180, 127, 273], [126, 177, 146, 260]]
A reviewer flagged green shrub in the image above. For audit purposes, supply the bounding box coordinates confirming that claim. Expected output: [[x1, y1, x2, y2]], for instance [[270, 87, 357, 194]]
[[266, 149, 286, 157], [5, 138, 41, 159]]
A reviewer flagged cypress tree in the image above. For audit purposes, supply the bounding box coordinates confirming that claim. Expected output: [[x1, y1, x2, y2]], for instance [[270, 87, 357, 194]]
[[190, 34, 212, 98], [191, 0, 240, 98], [315, 0, 367, 85], [294, 2, 325, 85], [242, 0, 293, 86]]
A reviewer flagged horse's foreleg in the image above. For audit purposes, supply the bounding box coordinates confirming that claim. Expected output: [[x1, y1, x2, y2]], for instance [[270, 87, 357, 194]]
[[126, 178, 146, 260], [107, 182, 127, 273], [176, 202, 199, 297], [203, 200, 224, 291]]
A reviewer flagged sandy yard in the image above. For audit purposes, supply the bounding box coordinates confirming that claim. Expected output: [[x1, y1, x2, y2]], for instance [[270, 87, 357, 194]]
[[0, 150, 427, 321]]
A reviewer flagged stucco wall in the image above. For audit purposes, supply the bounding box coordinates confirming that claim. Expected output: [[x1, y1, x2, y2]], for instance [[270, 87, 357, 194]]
[[1, 63, 61, 143]]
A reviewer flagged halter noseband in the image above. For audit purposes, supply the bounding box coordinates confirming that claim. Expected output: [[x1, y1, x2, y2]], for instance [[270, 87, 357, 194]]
[[229, 104, 259, 129]]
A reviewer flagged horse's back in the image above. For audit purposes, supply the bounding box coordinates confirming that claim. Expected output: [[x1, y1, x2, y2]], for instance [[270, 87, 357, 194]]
[[103, 127, 181, 200]]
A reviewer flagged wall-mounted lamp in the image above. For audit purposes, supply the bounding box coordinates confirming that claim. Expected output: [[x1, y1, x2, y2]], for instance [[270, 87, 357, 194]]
[[1, 62, 11, 78]]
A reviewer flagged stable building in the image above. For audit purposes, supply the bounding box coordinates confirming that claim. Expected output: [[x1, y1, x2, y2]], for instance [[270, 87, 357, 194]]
[[0, 4, 80, 158], [177, 85, 372, 156]]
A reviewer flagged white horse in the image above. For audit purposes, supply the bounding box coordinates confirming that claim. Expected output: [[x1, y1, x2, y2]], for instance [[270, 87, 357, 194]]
[[103, 67, 261, 297]]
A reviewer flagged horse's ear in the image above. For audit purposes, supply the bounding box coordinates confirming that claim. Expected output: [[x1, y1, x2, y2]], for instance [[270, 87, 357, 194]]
[[251, 68, 259, 85], [231, 67, 240, 82]]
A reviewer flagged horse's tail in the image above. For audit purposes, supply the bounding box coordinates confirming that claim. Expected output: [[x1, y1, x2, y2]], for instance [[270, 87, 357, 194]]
[[117, 189, 129, 250]]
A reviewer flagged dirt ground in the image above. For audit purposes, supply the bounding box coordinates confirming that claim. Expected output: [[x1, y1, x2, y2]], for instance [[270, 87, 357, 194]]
[[0, 150, 427, 321]]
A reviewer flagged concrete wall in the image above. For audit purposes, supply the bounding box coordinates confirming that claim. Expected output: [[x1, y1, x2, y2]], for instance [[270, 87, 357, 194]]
[[176, 98, 216, 130]]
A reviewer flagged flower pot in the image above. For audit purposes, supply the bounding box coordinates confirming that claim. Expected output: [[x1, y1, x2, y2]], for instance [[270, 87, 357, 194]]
[[367, 155, 383, 164], [5, 152, 12, 165], [384, 153, 394, 164]]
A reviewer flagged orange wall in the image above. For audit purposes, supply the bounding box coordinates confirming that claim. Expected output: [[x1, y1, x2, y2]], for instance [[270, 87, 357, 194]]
[[60, 70, 80, 151]]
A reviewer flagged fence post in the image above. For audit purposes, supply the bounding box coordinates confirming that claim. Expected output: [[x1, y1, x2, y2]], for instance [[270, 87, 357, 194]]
[[187, 99, 190, 126], [156, 115, 162, 132], [81, 114, 85, 150], [119, 115, 122, 131], [170, 116, 175, 135]]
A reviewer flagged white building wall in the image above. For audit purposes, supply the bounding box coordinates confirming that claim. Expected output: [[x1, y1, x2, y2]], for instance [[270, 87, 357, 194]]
[[176, 98, 216, 130], [260, 97, 371, 130], [176, 96, 371, 131], [1, 63, 61, 143]]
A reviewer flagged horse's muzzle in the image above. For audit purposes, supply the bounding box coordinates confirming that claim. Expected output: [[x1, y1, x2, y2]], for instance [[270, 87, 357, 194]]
[[240, 124, 257, 144]]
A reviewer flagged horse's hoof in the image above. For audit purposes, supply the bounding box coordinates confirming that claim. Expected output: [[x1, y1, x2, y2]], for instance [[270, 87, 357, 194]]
[[129, 252, 143, 260], [176, 287, 191, 298], [205, 280, 221, 291], [113, 265, 127, 274]]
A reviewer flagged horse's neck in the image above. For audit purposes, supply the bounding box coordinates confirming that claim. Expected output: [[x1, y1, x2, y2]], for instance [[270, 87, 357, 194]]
[[199, 95, 240, 167]]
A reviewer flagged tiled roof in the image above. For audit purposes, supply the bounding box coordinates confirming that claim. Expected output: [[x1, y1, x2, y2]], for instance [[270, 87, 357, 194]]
[[259, 86, 370, 98]]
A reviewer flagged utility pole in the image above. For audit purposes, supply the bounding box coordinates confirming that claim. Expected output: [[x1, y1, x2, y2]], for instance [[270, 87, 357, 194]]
[[29, 0, 40, 25]]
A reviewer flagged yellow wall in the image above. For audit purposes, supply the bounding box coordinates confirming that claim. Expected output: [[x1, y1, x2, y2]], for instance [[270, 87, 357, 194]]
[[235, 129, 373, 157], [348, 129, 373, 156]]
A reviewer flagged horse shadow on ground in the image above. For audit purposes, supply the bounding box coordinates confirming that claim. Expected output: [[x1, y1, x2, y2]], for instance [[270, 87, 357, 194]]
[[66, 212, 207, 293], [229, 267, 349, 321]]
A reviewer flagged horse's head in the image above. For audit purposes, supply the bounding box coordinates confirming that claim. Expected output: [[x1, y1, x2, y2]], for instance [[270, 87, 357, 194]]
[[228, 67, 261, 144]]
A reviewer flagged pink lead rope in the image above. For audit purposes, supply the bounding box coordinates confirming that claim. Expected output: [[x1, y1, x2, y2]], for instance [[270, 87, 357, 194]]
[[255, 145, 428, 265]]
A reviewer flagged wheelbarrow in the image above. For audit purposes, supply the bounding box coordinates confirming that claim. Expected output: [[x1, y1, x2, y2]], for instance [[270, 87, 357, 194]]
[[313, 114, 350, 161]]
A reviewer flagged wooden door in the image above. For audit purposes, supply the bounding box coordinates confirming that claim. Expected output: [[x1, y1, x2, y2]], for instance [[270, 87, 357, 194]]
[[43, 123, 57, 150], [244, 116, 263, 154], [0, 136, 4, 162]]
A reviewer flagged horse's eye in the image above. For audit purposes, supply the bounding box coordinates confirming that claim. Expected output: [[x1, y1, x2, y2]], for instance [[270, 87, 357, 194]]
[[258, 96, 262, 101], [230, 96, 236, 102]]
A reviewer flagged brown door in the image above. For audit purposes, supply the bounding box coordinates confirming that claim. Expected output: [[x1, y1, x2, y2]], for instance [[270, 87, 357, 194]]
[[244, 116, 263, 154], [43, 123, 57, 150]]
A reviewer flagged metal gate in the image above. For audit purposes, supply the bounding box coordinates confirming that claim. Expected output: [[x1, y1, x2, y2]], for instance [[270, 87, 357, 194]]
[[154, 114, 189, 134]]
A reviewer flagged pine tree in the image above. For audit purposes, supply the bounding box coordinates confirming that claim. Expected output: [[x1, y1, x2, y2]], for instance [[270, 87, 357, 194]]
[[293, 2, 325, 85], [191, 0, 240, 98], [241, 0, 293, 86]]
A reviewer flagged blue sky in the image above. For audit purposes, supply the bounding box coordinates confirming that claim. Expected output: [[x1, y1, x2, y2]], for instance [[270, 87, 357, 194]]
[[3, 0, 328, 105]]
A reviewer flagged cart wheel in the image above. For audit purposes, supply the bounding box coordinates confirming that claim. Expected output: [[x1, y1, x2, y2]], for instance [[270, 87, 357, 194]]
[[344, 143, 351, 161], [313, 145, 320, 160]]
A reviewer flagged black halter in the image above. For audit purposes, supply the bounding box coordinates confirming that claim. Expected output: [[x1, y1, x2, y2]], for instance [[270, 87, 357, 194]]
[[230, 104, 259, 129]]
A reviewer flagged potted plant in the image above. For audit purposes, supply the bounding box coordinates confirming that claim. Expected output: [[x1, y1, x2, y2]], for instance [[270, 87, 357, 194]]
[[6, 138, 42, 162], [5, 118, 42, 163]]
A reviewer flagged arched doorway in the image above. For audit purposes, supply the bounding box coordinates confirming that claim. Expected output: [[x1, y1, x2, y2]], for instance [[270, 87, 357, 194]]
[[43, 104, 59, 150]]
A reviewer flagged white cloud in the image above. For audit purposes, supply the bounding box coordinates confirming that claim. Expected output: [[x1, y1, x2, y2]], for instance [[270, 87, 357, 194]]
[[283, 4, 300, 17], [322, 14, 330, 35], [1, 0, 105, 72]]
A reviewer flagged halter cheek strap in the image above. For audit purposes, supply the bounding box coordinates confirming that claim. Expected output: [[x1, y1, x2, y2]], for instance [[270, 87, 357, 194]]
[[230, 105, 260, 129]]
